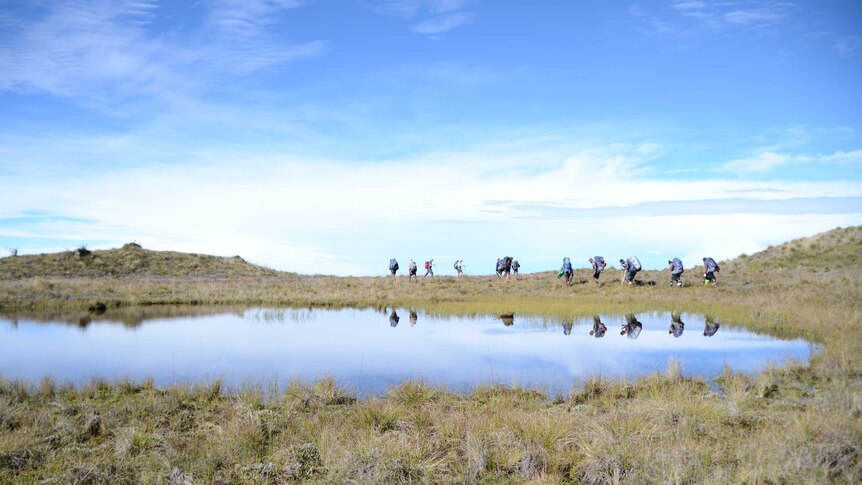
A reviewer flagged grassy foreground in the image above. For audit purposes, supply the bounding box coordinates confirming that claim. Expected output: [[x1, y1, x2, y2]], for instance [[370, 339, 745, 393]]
[[0, 227, 861, 483]]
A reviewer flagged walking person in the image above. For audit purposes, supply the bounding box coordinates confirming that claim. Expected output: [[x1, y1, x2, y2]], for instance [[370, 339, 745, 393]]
[[424, 259, 435, 277], [620, 256, 641, 286], [669, 312, 685, 337], [454, 259, 464, 277], [511, 259, 520, 275], [408, 259, 418, 282], [388, 258, 399, 277], [589, 256, 607, 285], [703, 257, 720, 285], [559, 257, 574, 286], [590, 315, 607, 338], [668, 257, 684, 287]]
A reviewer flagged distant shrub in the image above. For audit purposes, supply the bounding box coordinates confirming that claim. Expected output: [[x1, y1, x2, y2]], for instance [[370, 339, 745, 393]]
[[6, 248, 17, 257]]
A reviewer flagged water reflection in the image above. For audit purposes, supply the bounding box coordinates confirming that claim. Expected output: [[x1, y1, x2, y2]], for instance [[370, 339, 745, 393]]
[[669, 312, 685, 338], [0, 308, 814, 395], [621, 314, 643, 340], [704, 316, 720, 337], [590, 315, 607, 338]]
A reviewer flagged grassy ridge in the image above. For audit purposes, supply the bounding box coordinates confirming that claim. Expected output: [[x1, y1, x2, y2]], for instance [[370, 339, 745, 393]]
[[0, 227, 861, 483], [0, 243, 282, 279]]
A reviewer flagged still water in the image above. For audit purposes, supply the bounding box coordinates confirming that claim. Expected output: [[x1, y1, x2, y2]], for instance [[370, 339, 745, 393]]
[[0, 307, 813, 395]]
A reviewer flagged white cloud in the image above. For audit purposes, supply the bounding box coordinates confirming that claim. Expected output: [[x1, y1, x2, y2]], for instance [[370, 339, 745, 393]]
[[834, 36, 862, 57], [719, 152, 792, 174], [0, 0, 325, 107], [820, 149, 862, 165], [412, 12, 474, 34]]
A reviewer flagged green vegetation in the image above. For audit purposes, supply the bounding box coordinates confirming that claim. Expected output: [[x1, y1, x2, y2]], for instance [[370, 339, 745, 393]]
[[1, 227, 861, 483]]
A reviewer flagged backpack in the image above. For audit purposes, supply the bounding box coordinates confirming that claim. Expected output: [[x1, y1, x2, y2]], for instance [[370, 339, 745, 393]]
[[496, 258, 505, 271], [389, 259, 398, 271], [424, 261, 430, 269], [629, 256, 642, 271], [409, 261, 417, 271], [564, 262, 572, 271], [454, 261, 459, 270], [672, 257, 684, 272], [705, 257, 718, 271], [594, 256, 606, 268]]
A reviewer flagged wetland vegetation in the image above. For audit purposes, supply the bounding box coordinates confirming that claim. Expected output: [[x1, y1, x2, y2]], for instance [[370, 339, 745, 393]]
[[0, 226, 860, 483]]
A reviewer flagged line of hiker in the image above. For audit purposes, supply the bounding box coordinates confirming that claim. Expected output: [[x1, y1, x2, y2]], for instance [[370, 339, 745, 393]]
[[389, 255, 720, 286]]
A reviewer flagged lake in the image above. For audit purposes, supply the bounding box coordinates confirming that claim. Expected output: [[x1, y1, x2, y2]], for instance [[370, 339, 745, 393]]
[[0, 306, 814, 395]]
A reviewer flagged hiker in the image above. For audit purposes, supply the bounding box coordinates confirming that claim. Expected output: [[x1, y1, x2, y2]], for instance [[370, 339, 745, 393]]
[[589, 256, 607, 284], [454, 259, 464, 277], [389, 258, 399, 277], [497, 257, 512, 280], [424, 259, 435, 277], [704, 316, 720, 337], [559, 257, 574, 286], [409, 310, 418, 326], [511, 259, 520, 275], [562, 319, 573, 336], [669, 312, 685, 338], [703, 257, 720, 285], [590, 315, 607, 338], [621, 313, 643, 339], [668, 257, 684, 287], [620, 256, 641, 285], [389, 309, 400, 327], [408, 259, 418, 282]]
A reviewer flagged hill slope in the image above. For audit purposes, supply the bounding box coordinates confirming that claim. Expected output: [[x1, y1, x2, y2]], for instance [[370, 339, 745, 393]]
[[726, 225, 862, 271], [0, 243, 281, 278]]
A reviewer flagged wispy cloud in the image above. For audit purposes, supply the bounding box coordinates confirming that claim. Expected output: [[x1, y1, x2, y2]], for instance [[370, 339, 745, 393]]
[[719, 149, 862, 175], [633, 0, 794, 36], [363, 0, 477, 35], [834, 36, 862, 57], [0, 0, 325, 109]]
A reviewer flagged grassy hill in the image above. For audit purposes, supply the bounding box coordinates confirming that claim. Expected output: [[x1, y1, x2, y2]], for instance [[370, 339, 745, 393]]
[[0, 243, 281, 279], [728, 225, 862, 271]]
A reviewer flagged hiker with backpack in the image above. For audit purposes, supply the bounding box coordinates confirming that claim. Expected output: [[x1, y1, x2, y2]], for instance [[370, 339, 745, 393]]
[[703, 257, 720, 285], [559, 257, 574, 286], [389, 258, 399, 277], [408, 259, 418, 282], [454, 259, 464, 277], [620, 256, 641, 285], [668, 257, 684, 287], [497, 257, 513, 280], [424, 259, 435, 277], [589, 256, 607, 284], [511, 260, 520, 275]]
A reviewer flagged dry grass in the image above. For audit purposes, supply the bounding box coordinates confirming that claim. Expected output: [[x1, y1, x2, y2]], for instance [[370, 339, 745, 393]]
[[0, 226, 861, 483]]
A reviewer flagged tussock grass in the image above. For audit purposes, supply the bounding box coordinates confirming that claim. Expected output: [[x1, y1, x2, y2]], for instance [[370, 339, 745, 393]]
[[0, 227, 861, 482]]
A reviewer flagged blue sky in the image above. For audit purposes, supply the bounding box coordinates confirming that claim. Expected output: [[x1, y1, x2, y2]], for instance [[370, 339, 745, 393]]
[[1, 0, 861, 275]]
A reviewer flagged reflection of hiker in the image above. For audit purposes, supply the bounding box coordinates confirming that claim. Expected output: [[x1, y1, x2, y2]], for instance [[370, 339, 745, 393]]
[[389, 258, 399, 277], [500, 313, 514, 326], [704, 316, 720, 337], [511, 260, 520, 275], [389, 309, 400, 327], [409, 310, 418, 326], [589, 256, 607, 284], [668, 257, 684, 287], [424, 259, 435, 277], [620, 256, 641, 286], [669, 312, 685, 338], [621, 313, 643, 339], [559, 257, 574, 286], [590, 315, 607, 338], [562, 318, 573, 336], [408, 259, 418, 282], [703, 257, 720, 285], [454, 259, 464, 277]]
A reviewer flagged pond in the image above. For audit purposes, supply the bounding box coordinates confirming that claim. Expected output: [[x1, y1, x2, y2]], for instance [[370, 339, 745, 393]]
[[0, 306, 814, 395]]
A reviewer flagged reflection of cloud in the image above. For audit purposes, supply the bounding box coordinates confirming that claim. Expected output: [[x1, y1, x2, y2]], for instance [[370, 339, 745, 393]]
[[0, 310, 813, 394]]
